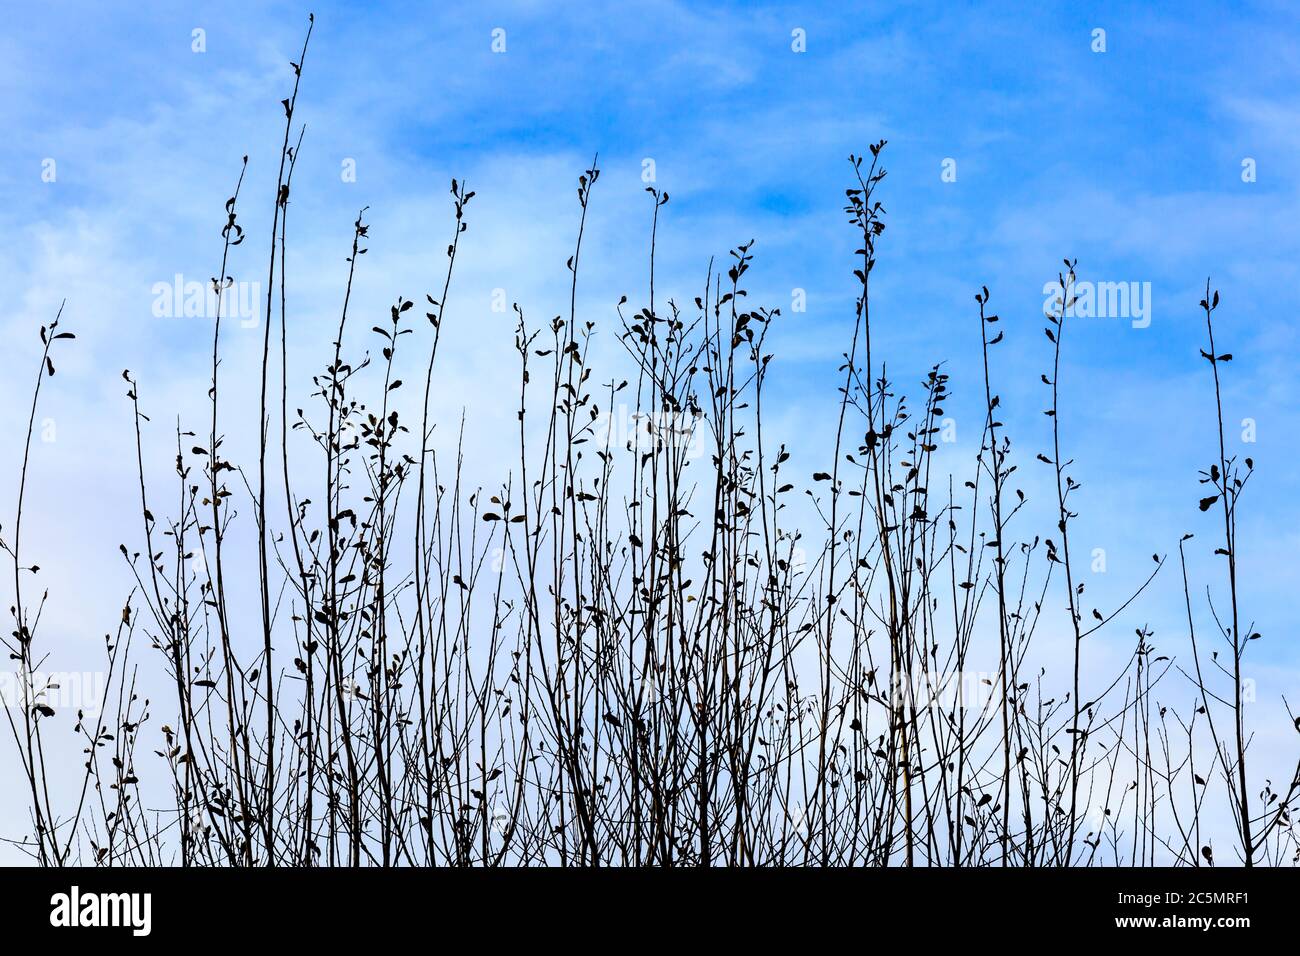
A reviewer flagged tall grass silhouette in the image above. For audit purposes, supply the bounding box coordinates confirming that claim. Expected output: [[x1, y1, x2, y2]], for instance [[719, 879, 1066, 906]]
[[4, 20, 1298, 867]]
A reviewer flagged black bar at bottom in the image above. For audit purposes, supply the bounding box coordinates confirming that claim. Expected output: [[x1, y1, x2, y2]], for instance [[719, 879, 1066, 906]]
[[0, 865, 1289, 942]]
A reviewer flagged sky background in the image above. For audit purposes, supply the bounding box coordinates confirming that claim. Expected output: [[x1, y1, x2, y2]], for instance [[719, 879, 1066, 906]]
[[1, 1, 1298, 857]]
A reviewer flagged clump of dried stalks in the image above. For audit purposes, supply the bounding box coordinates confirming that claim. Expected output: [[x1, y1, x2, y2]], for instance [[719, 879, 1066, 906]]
[[4, 23, 1298, 867]]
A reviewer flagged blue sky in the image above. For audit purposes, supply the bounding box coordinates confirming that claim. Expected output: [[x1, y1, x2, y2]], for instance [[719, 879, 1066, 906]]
[[1, 1, 1298, 841]]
